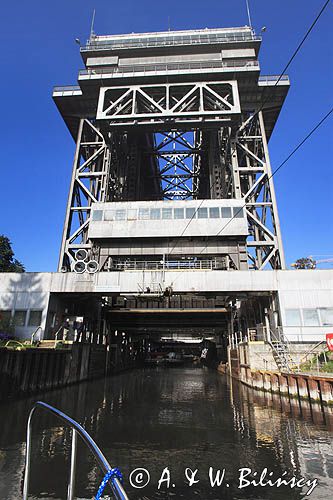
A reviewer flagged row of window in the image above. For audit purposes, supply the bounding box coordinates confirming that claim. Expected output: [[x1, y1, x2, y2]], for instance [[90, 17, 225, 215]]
[[93, 206, 244, 222], [93, 32, 252, 48], [285, 308, 333, 327], [0, 309, 43, 327]]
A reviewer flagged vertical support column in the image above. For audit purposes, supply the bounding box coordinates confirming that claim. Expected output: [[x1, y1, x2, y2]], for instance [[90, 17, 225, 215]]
[[58, 119, 84, 271], [230, 139, 242, 199], [57, 119, 107, 272], [258, 111, 286, 269]]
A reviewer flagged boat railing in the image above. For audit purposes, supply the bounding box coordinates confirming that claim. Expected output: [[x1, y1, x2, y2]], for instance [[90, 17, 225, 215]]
[[23, 401, 128, 500]]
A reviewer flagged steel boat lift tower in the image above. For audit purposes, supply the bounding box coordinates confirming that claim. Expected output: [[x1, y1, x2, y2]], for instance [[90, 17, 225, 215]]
[[54, 26, 289, 278]]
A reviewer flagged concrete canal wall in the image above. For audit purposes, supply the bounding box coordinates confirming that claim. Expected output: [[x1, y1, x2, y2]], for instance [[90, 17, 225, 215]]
[[227, 347, 333, 405]]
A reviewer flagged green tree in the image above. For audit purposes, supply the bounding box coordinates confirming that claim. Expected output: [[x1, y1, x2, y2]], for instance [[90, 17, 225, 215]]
[[291, 257, 315, 270], [0, 235, 25, 272]]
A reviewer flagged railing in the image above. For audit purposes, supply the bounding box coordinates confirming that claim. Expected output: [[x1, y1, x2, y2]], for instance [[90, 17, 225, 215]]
[[54, 324, 65, 348], [113, 258, 223, 271], [23, 401, 128, 500], [79, 59, 259, 79], [229, 326, 294, 372], [266, 326, 294, 372], [258, 75, 290, 84], [53, 85, 82, 94], [81, 33, 262, 51], [296, 340, 328, 373], [31, 326, 42, 344]]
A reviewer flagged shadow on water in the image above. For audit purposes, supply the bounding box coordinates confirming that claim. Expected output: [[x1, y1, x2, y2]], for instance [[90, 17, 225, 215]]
[[0, 367, 332, 499]]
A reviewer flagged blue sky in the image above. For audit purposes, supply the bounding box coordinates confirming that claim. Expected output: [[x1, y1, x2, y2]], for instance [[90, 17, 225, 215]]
[[1, 0, 332, 271]]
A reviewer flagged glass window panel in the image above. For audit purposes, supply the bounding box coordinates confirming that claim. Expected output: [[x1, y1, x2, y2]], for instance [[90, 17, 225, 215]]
[[303, 309, 320, 326], [127, 209, 137, 220], [209, 207, 220, 218], [138, 208, 150, 220], [285, 309, 302, 327], [162, 208, 172, 219], [174, 208, 184, 219], [104, 210, 115, 221], [92, 210, 103, 221], [115, 210, 126, 221], [198, 208, 208, 219], [28, 310, 43, 327], [319, 308, 333, 326], [221, 207, 232, 218], [14, 310, 27, 327], [150, 208, 161, 220], [233, 207, 244, 218], [186, 207, 196, 219]]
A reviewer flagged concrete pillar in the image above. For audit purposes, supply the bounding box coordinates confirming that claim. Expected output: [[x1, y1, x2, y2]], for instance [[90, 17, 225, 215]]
[[296, 376, 309, 400], [247, 367, 253, 387], [287, 375, 298, 398], [307, 378, 321, 403], [299, 398, 312, 420], [271, 374, 280, 394], [272, 392, 282, 412], [289, 397, 301, 418], [253, 371, 264, 390], [318, 380, 333, 405], [278, 374, 289, 396], [263, 373, 272, 392]]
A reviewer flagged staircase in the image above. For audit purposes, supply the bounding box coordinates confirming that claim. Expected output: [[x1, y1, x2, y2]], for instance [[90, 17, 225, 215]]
[[269, 328, 294, 372]]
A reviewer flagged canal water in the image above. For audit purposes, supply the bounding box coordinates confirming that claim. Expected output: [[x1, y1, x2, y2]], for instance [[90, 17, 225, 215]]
[[0, 367, 332, 499]]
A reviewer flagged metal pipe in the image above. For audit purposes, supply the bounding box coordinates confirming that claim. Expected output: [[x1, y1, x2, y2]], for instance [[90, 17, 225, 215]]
[[22, 409, 34, 500], [23, 401, 128, 500], [31, 326, 42, 344], [67, 429, 77, 500]]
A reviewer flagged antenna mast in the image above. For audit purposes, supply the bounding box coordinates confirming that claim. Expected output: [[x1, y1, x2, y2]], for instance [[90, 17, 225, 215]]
[[90, 9, 96, 39], [245, 0, 253, 29]]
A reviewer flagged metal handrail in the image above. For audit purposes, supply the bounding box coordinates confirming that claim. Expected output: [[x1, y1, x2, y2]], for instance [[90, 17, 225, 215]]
[[79, 59, 259, 78], [31, 326, 42, 344], [113, 258, 219, 271], [23, 401, 128, 500], [81, 33, 261, 51], [54, 324, 65, 348]]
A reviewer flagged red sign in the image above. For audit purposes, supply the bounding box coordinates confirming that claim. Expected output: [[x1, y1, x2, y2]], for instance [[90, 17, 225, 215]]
[[326, 333, 333, 351]]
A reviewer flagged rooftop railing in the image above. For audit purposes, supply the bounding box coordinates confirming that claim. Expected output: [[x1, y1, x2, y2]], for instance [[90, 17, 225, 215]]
[[81, 32, 261, 51], [53, 85, 82, 95], [79, 59, 259, 79], [258, 74, 290, 84]]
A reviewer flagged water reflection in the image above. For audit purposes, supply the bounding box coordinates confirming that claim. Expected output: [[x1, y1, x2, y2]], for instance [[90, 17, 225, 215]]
[[0, 368, 332, 499]]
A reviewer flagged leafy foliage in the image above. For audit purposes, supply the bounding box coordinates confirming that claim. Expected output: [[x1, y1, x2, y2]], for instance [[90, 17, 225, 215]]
[[291, 257, 315, 270], [0, 235, 25, 272]]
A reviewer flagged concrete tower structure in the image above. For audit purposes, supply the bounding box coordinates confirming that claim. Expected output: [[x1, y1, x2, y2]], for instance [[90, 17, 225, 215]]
[[1, 26, 332, 360], [54, 27, 289, 276]]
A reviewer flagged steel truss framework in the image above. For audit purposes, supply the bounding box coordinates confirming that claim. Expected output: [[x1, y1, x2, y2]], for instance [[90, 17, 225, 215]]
[[58, 119, 109, 270], [59, 108, 284, 272], [151, 131, 202, 199], [97, 81, 240, 126], [230, 111, 285, 270]]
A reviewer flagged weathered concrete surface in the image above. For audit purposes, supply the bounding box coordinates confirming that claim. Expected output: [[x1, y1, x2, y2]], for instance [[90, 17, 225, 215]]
[[1, 269, 332, 341], [237, 366, 333, 405]]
